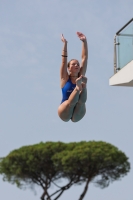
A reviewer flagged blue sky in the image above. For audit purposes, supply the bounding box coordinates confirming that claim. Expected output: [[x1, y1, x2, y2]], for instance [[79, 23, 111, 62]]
[[0, 0, 133, 199]]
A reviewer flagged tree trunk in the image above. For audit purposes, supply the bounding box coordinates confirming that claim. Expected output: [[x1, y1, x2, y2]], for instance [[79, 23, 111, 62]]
[[41, 190, 51, 200], [40, 191, 45, 200], [78, 179, 90, 200]]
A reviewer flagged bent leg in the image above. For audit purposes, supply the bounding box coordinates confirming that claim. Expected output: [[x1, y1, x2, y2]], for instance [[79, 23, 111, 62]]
[[71, 88, 87, 122], [58, 88, 80, 122], [71, 77, 87, 122]]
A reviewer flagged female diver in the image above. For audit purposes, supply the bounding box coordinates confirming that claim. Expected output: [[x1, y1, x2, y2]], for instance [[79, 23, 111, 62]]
[[58, 32, 88, 122]]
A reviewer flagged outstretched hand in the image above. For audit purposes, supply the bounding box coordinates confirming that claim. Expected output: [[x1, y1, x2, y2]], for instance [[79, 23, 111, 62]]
[[61, 34, 67, 43], [77, 32, 86, 41]]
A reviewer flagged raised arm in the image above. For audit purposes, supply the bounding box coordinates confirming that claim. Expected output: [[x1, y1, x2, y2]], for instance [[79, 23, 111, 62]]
[[77, 32, 88, 76], [60, 34, 69, 87]]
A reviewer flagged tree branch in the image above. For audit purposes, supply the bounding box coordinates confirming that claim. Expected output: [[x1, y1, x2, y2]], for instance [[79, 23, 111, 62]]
[[49, 178, 74, 199], [51, 181, 62, 188], [78, 178, 90, 200], [53, 181, 73, 200], [53, 189, 65, 200]]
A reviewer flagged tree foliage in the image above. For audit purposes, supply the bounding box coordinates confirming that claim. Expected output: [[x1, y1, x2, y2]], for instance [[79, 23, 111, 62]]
[[0, 141, 130, 200]]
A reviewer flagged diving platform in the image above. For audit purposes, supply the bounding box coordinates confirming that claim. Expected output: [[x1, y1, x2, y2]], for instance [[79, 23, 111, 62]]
[[109, 60, 133, 86], [109, 18, 133, 87]]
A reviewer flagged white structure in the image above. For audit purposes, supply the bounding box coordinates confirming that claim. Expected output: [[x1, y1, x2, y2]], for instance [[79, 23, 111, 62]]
[[109, 60, 133, 86], [109, 18, 133, 87]]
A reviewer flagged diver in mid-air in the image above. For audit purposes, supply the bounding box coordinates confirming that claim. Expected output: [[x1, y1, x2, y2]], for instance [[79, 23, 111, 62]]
[[58, 32, 88, 122]]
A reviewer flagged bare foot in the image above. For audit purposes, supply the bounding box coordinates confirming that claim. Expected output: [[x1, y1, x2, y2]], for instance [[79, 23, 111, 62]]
[[81, 76, 87, 89], [76, 76, 83, 91]]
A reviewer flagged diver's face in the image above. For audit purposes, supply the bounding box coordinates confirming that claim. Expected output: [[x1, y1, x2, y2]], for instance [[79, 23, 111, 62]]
[[68, 60, 80, 73]]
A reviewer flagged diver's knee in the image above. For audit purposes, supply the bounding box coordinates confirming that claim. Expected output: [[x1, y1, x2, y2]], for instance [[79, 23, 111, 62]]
[[71, 112, 86, 122], [58, 113, 71, 122], [61, 118, 70, 122], [71, 117, 79, 123]]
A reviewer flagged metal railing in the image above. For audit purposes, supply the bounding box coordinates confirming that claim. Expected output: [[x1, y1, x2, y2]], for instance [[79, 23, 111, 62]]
[[114, 18, 133, 74]]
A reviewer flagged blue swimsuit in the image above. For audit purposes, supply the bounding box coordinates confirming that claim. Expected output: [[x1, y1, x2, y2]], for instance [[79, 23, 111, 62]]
[[61, 78, 76, 104]]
